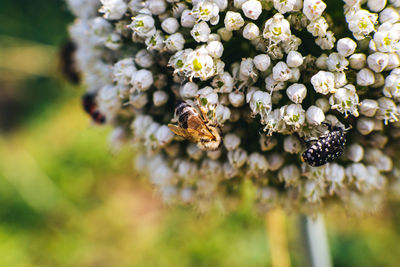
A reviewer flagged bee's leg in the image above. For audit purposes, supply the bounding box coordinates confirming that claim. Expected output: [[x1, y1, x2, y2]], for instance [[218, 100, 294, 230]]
[[294, 132, 317, 146], [322, 122, 332, 130], [343, 124, 352, 132], [195, 95, 210, 123]]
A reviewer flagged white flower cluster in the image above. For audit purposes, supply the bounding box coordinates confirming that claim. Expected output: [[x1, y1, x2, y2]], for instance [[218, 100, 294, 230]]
[[67, 0, 400, 213]]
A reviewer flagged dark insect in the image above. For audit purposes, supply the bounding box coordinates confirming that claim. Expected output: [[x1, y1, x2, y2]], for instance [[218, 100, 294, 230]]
[[82, 93, 106, 124], [59, 40, 80, 85], [301, 123, 348, 167]]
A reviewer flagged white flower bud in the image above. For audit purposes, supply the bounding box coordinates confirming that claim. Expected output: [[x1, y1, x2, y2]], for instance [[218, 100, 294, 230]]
[[229, 91, 245, 107], [380, 7, 400, 24], [224, 133, 241, 151], [284, 135, 302, 154], [367, 0, 387, 12], [357, 68, 375, 86], [113, 58, 136, 85], [186, 144, 204, 160], [180, 82, 198, 98], [192, 1, 220, 25], [145, 0, 167, 15], [217, 27, 233, 41], [165, 32, 185, 52], [100, 0, 128, 20], [357, 117, 375, 135], [303, 0, 327, 21], [191, 21, 211, 42], [172, 2, 186, 18], [135, 49, 154, 68], [242, 0, 262, 20], [129, 92, 148, 109], [265, 75, 286, 92], [248, 153, 269, 174], [360, 99, 379, 117], [284, 104, 306, 128], [214, 0, 228, 10], [307, 17, 328, 37], [311, 71, 336, 95], [181, 9, 196, 28], [161, 17, 179, 34], [367, 52, 389, 72], [223, 162, 239, 179], [315, 98, 330, 113], [153, 90, 168, 106], [239, 58, 257, 80], [334, 72, 347, 88], [198, 86, 218, 106], [131, 69, 154, 91], [224, 11, 244, 31], [385, 53, 400, 70], [306, 105, 325, 125], [263, 13, 291, 43], [272, 61, 292, 82], [347, 143, 364, 162], [316, 31, 336, 50], [349, 54, 367, 70], [242, 23, 260, 40], [234, 0, 247, 8], [279, 164, 301, 187], [329, 84, 359, 117], [286, 83, 307, 104], [207, 33, 221, 43], [343, 0, 359, 5], [207, 149, 222, 160], [327, 53, 349, 72], [155, 125, 174, 146], [365, 148, 393, 171], [212, 72, 234, 93], [130, 14, 156, 38], [376, 97, 399, 124], [206, 41, 224, 58], [325, 163, 346, 194], [390, 0, 400, 8], [108, 127, 127, 152], [260, 136, 278, 151], [228, 148, 248, 168], [215, 104, 231, 123], [348, 10, 378, 40], [289, 68, 301, 83], [273, 0, 296, 13], [286, 51, 303, 68], [316, 54, 328, 69], [253, 54, 271, 72], [267, 153, 284, 171], [105, 32, 122, 50], [372, 73, 385, 88], [337, 37, 357, 57]]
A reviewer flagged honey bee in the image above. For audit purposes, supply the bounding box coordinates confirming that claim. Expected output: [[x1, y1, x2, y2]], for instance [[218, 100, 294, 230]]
[[168, 100, 222, 151]]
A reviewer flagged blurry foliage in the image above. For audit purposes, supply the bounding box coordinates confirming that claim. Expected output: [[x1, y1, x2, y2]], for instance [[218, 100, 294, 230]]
[[0, 0, 73, 132], [0, 0, 400, 266]]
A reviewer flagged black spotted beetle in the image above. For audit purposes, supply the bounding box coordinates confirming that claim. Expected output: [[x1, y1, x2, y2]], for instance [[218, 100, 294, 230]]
[[300, 123, 350, 167]]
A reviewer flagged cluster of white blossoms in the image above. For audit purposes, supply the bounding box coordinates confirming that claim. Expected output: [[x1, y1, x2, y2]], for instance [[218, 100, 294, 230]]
[[67, 0, 400, 213]]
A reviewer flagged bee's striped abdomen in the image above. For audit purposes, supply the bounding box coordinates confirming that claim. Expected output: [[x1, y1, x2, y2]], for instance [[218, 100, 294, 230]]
[[175, 101, 199, 130]]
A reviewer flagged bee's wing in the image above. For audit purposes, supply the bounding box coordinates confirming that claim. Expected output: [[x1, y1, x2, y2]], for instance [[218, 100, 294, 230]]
[[168, 124, 198, 143]]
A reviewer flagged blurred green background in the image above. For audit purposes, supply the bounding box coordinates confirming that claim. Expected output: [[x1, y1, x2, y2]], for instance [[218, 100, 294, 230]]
[[1, 1, 400, 266]]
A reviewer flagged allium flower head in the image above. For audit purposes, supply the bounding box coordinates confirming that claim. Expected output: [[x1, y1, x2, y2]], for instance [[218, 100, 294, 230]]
[[67, 0, 400, 213]]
